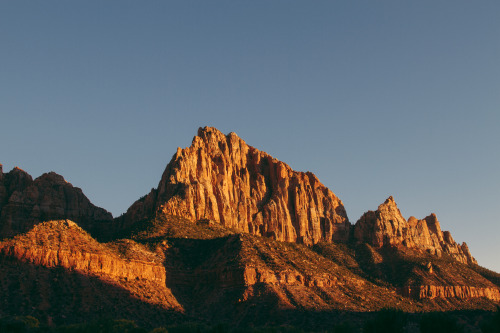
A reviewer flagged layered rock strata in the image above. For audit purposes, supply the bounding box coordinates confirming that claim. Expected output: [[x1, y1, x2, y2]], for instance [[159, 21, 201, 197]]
[[1, 242, 165, 283], [123, 127, 350, 245], [400, 285, 500, 301], [0, 165, 113, 238], [354, 196, 476, 265], [0, 220, 165, 283]]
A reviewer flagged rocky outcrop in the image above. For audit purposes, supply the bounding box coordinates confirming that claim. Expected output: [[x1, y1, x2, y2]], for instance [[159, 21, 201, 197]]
[[400, 285, 500, 301], [0, 219, 184, 322], [0, 166, 113, 239], [243, 266, 341, 288], [353, 196, 407, 247], [123, 127, 350, 245], [0, 220, 165, 283], [0, 165, 33, 214], [1, 241, 165, 284], [354, 196, 476, 265]]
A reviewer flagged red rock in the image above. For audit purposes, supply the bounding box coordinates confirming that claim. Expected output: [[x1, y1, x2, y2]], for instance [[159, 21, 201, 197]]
[[354, 196, 477, 265], [0, 167, 112, 238], [353, 196, 406, 247], [122, 127, 350, 245], [400, 285, 500, 301], [0, 219, 166, 284]]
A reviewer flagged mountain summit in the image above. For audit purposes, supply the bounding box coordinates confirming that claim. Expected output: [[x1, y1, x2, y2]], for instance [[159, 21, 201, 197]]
[[121, 127, 475, 267], [122, 126, 350, 245], [0, 166, 112, 239], [1, 127, 498, 330], [354, 196, 476, 264]]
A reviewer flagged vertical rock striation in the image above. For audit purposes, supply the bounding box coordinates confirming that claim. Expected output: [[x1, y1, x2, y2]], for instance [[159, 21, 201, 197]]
[[354, 196, 476, 265], [123, 127, 350, 245]]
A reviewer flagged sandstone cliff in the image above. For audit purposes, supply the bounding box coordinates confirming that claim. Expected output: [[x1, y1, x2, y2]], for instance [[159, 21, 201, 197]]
[[0, 220, 166, 283], [0, 165, 113, 239], [0, 219, 183, 324], [354, 196, 476, 265], [1, 214, 498, 328], [400, 285, 500, 301], [122, 127, 350, 245]]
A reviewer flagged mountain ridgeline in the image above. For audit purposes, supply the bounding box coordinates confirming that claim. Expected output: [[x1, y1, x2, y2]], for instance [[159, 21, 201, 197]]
[[118, 127, 475, 264], [120, 127, 350, 245], [0, 165, 113, 239], [0, 126, 498, 329]]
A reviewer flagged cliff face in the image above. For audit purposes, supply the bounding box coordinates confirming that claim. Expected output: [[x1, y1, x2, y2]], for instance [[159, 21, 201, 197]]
[[0, 219, 183, 324], [354, 196, 476, 265], [1, 215, 499, 328], [0, 220, 165, 284], [0, 166, 113, 239], [123, 127, 350, 245], [1, 242, 166, 284], [400, 285, 500, 301]]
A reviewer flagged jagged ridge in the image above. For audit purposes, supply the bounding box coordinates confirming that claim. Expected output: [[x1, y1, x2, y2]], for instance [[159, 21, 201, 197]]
[[121, 127, 350, 245], [354, 196, 476, 265], [0, 165, 113, 239]]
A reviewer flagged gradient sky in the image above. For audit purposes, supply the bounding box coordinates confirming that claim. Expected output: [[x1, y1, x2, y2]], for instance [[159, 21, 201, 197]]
[[1, 1, 499, 271]]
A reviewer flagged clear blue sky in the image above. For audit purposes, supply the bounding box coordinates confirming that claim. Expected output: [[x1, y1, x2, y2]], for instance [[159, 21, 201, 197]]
[[1, 1, 499, 272]]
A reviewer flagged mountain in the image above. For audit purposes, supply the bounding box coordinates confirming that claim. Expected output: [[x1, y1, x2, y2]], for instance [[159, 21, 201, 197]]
[[0, 165, 113, 239], [0, 127, 499, 330], [120, 127, 475, 266], [119, 127, 350, 245], [1, 215, 498, 330], [354, 196, 476, 265], [0, 219, 183, 327]]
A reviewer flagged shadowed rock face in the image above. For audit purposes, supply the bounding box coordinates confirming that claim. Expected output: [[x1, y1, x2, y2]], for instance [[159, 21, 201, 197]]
[[354, 196, 476, 265], [0, 166, 113, 239], [122, 127, 350, 245], [0, 219, 183, 326]]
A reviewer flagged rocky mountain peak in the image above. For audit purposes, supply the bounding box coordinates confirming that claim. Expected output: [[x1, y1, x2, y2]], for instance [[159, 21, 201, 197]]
[[378, 195, 405, 219], [38, 171, 69, 185], [384, 195, 395, 203], [197, 126, 227, 139], [1, 166, 33, 193], [354, 196, 476, 265], [122, 127, 350, 245], [0, 167, 112, 239], [354, 195, 407, 248]]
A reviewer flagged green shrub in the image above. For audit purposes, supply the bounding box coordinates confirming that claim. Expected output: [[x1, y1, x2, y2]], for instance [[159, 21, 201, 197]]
[[330, 322, 357, 333], [56, 318, 147, 333], [419, 312, 463, 333], [481, 307, 500, 333], [0, 315, 40, 333], [166, 322, 208, 333], [150, 328, 169, 333], [363, 308, 407, 333]]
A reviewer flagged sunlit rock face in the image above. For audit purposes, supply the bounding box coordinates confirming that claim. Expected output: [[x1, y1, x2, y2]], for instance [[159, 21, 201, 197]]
[[354, 196, 476, 265], [0, 166, 113, 238], [123, 126, 350, 245]]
